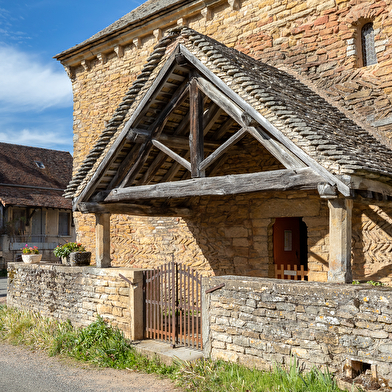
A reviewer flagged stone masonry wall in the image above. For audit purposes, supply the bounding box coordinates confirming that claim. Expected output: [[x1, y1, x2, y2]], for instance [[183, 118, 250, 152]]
[[7, 263, 143, 339], [77, 190, 329, 281], [352, 199, 392, 284], [67, 0, 392, 283], [203, 275, 392, 386]]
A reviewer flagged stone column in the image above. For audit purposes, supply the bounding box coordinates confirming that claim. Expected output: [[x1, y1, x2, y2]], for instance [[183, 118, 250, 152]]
[[327, 198, 353, 283], [95, 213, 111, 268]]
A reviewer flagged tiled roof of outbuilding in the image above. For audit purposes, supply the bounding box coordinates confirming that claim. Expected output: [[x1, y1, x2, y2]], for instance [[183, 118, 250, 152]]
[[0, 143, 72, 208], [64, 27, 392, 199]]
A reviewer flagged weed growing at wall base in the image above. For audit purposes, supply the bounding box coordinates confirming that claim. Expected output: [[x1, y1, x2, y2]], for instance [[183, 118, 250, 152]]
[[0, 306, 350, 391]]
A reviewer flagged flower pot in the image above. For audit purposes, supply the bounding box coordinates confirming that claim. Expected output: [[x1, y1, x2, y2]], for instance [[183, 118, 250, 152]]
[[22, 254, 42, 264], [61, 256, 70, 265], [70, 251, 91, 266]]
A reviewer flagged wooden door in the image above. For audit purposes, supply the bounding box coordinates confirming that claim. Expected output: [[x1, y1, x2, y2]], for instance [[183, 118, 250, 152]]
[[274, 217, 301, 268], [273, 217, 308, 280]]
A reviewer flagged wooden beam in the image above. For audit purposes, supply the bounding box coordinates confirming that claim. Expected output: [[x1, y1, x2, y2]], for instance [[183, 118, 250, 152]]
[[199, 127, 247, 171], [73, 50, 182, 210], [246, 126, 307, 169], [120, 82, 190, 188], [105, 168, 325, 201], [343, 175, 392, 197], [138, 151, 168, 185], [108, 143, 141, 190], [152, 139, 191, 171], [196, 76, 245, 127], [189, 78, 204, 178], [79, 202, 192, 217], [180, 45, 350, 196], [128, 128, 221, 150]]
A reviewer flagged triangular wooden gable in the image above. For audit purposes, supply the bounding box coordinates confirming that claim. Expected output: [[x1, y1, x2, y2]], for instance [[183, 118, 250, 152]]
[[75, 45, 350, 216]]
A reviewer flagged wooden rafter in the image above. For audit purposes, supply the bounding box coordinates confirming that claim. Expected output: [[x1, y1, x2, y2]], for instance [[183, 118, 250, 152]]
[[120, 80, 190, 188]]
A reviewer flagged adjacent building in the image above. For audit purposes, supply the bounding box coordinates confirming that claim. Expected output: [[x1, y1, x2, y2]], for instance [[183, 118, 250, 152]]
[[0, 143, 75, 266]]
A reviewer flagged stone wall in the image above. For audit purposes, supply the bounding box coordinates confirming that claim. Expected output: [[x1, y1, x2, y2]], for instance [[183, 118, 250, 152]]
[[65, 0, 392, 281], [7, 263, 144, 339], [203, 275, 392, 386], [352, 199, 392, 284], [77, 190, 329, 281]]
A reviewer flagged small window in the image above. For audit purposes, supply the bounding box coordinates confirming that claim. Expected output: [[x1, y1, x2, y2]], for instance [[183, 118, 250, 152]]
[[58, 212, 70, 236], [361, 22, 377, 66], [35, 161, 45, 169]]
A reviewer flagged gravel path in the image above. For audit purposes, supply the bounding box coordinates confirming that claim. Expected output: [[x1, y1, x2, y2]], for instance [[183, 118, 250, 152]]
[[0, 343, 183, 392]]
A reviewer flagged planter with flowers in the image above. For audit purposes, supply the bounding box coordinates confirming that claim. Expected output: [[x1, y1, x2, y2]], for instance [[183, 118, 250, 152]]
[[53, 242, 91, 266], [21, 244, 42, 264]]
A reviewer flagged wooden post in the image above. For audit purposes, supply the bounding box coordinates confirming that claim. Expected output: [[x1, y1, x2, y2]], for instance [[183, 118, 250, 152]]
[[189, 77, 204, 178], [327, 198, 353, 283], [95, 213, 111, 268]]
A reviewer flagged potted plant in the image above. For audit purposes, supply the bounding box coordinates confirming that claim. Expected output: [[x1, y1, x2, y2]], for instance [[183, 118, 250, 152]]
[[21, 244, 42, 264], [53, 242, 91, 266]]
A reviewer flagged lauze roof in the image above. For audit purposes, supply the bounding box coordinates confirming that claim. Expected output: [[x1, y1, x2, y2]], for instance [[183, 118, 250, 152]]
[[65, 28, 392, 214], [0, 143, 72, 209]]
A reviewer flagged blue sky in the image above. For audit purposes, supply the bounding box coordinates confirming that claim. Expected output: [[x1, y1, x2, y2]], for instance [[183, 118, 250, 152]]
[[0, 1, 143, 154]]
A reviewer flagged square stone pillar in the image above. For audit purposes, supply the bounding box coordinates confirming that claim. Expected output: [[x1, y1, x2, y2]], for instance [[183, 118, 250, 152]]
[[327, 198, 353, 283], [95, 213, 111, 268]]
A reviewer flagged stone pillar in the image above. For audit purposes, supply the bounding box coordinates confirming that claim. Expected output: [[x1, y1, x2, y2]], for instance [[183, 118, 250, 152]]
[[327, 198, 353, 283], [129, 270, 144, 341], [95, 213, 111, 268]]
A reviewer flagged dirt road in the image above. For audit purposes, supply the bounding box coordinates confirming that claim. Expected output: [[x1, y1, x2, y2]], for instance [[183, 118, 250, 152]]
[[0, 343, 182, 392]]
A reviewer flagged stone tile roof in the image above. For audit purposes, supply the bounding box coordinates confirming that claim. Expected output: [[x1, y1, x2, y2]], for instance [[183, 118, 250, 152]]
[[0, 143, 72, 208], [64, 27, 392, 199], [55, 0, 193, 58]]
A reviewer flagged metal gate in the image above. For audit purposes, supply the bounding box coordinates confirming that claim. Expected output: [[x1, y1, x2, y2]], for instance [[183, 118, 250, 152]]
[[143, 260, 202, 350]]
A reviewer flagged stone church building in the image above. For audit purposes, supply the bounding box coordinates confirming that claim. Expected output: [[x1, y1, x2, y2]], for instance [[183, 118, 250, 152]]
[[55, 0, 392, 284]]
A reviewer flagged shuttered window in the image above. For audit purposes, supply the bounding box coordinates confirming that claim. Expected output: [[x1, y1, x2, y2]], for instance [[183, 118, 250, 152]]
[[361, 22, 377, 66]]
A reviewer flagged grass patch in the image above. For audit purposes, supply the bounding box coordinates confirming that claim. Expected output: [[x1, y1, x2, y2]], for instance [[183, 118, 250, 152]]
[[0, 305, 349, 391]]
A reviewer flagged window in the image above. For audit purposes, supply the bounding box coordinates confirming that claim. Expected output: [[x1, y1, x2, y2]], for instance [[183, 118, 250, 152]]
[[58, 212, 70, 236], [361, 22, 377, 66], [35, 161, 45, 169]]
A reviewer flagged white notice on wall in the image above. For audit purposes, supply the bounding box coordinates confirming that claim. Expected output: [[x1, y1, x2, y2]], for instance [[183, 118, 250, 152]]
[[284, 230, 292, 251]]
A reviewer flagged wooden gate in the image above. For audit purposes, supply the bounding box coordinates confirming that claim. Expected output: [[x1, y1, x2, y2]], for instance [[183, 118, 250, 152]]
[[143, 261, 202, 350], [274, 264, 308, 280]]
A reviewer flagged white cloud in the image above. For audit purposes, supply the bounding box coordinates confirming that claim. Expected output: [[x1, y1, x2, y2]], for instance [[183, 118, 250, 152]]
[[0, 111, 74, 153], [0, 45, 72, 112]]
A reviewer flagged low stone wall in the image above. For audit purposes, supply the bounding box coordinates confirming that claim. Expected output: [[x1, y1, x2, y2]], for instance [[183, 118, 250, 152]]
[[203, 276, 392, 386], [7, 262, 144, 339]]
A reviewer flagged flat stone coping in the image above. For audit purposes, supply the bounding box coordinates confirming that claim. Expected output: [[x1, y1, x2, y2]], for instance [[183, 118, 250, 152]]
[[132, 340, 203, 366]]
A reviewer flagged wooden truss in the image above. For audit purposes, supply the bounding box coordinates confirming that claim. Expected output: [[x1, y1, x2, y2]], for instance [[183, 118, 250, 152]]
[[74, 45, 351, 215]]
